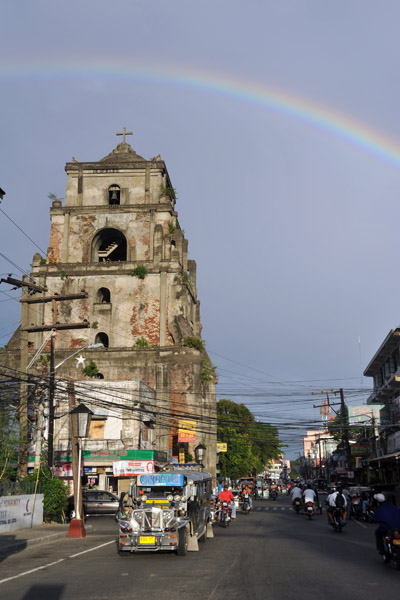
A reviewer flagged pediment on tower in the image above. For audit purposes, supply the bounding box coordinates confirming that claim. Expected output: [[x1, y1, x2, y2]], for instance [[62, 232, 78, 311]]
[[99, 142, 147, 164]]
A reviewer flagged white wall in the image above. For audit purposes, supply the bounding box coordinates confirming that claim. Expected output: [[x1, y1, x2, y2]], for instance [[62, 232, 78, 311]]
[[0, 494, 43, 533]]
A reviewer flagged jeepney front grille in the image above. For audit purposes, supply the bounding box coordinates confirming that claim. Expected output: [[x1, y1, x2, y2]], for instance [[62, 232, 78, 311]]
[[133, 507, 163, 532]]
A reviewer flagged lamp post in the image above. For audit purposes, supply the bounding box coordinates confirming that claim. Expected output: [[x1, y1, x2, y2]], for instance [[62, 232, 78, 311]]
[[67, 403, 93, 538], [55, 342, 104, 370], [194, 443, 206, 467]]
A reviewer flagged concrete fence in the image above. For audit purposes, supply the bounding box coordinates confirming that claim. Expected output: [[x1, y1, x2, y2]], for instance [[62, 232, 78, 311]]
[[0, 494, 43, 533]]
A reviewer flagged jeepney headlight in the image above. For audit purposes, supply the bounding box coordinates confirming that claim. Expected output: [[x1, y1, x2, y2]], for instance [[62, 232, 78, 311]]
[[180, 495, 187, 502], [167, 494, 174, 502], [188, 479, 194, 486], [174, 495, 181, 502], [135, 496, 142, 503], [163, 509, 174, 522], [141, 495, 147, 502]]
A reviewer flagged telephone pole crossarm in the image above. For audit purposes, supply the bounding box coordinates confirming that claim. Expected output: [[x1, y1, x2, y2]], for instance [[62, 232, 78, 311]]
[[20, 292, 88, 304], [1, 276, 47, 293], [21, 322, 90, 333]]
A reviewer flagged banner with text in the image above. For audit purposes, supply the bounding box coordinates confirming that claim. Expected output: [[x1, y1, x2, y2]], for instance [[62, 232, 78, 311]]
[[0, 494, 43, 533], [112, 460, 155, 477], [178, 420, 196, 443]]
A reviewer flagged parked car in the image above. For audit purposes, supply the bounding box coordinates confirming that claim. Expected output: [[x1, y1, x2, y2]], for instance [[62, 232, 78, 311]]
[[67, 489, 119, 520]]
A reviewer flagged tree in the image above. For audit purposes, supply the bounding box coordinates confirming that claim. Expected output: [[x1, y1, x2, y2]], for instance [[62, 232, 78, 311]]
[[327, 408, 371, 443], [217, 399, 282, 479], [0, 404, 20, 481], [290, 459, 300, 479]]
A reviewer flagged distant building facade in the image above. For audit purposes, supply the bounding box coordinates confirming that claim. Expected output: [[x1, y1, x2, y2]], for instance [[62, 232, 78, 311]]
[[364, 328, 400, 491]]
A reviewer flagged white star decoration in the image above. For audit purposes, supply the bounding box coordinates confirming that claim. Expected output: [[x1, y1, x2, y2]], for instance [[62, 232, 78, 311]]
[[76, 355, 86, 368]]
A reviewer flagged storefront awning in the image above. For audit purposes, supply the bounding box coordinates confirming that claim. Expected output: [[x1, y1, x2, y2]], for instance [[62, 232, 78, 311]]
[[369, 451, 400, 462]]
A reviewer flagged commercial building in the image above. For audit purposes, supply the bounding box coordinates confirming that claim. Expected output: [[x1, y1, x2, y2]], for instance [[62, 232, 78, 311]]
[[363, 328, 400, 493]]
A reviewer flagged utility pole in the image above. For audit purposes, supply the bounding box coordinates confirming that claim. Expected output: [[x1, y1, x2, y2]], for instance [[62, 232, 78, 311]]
[[18, 275, 29, 478], [68, 380, 83, 520], [48, 331, 56, 470], [339, 388, 353, 473], [20, 290, 90, 471], [1, 275, 45, 478]]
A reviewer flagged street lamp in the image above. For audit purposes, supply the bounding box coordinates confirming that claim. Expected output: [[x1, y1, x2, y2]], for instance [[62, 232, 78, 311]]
[[55, 342, 104, 370], [194, 443, 206, 466], [70, 403, 93, 439], [67, 402, 93, 539]]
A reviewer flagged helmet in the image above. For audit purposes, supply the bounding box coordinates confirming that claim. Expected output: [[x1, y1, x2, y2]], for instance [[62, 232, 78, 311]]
[[374, 493, 385, 503]]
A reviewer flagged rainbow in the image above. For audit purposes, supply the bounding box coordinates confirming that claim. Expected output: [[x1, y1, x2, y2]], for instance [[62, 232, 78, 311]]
[[2, 60, 400, 168]]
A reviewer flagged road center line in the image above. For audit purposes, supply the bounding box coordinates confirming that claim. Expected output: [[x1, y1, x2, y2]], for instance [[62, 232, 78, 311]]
[[353, 519, 367, 529], [69, 540, 115, 558], [0, 559, 65, 585]]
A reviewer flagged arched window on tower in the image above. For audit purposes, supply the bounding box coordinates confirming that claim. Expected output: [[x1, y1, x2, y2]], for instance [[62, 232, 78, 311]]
[[95, 332, 109, 348], [96, 287, 111, 303], [108, 184, 120, 205], [92, 228, 127, 262]]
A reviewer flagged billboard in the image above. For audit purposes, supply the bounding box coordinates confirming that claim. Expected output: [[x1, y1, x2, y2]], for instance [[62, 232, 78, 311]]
[[178, 420, 196, 442], [348, 405, 383, 425], [112, 460, 155, 477]]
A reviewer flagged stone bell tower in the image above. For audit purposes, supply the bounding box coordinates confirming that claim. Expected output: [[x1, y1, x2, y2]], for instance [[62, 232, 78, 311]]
[[27, 130, 217, 475]]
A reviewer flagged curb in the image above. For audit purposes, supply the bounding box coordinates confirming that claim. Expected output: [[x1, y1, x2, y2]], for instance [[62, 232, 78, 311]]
[[0, 525, 93, 556]]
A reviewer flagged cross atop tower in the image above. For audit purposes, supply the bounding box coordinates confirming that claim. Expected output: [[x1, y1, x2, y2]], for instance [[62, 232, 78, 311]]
[[116, 127, 133, 144]]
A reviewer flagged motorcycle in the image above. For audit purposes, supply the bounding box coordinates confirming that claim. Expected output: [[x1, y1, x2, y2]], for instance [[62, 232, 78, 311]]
[[331, 507, 345, 532], [351, 495, 362, 520], [305, 501, 314, 520], [242, 493, 251, 514], [379, 529, 400, 569], [217, 500, 231, 528], [293, 498, 302, 514], [270, 489, 278, 501], [363, 504, 375, 523]]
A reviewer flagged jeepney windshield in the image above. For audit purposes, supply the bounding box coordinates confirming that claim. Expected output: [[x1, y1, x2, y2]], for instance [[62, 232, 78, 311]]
[[137, 486, 185, 498]]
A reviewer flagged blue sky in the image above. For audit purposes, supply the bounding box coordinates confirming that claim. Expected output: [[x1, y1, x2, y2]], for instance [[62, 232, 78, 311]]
[[2, 1, 400, 456]]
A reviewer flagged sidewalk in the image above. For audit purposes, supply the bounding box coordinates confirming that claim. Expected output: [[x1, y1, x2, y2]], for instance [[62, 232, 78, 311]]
[[0, 522, 92, 556]]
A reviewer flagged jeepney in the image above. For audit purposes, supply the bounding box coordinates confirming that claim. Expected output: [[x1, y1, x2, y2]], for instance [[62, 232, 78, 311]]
[[117, 469, 214, 556]]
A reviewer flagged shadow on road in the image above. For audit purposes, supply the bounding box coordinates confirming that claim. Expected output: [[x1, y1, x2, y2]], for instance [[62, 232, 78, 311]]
[[0, 535, 27, 562], [21, 584, 65, 599]]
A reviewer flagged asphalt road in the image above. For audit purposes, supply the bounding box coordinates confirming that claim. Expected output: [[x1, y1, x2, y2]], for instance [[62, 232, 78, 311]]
[[0, 496, 399, 600]]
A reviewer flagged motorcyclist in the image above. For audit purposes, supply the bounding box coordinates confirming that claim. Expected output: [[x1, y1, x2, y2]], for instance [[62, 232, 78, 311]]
[[371, 493, 400, 554], [240, 482, 253, 508], [303, 482, 318, 512], [327, 484, 347, 525], [290, 483, 303, 508], [218, 482, 237, 521]]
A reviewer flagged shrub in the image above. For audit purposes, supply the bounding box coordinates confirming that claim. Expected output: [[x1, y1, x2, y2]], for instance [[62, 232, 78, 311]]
[[25, 469, 68, 523], [201, 359, 217, 383], [84, 360, 98, 378], [183, 337, 205, 352], [130, 266, 148, 279], [42, 477, 69, 522], [160, 186, 177, 201], [134, 337, 149, 348]]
